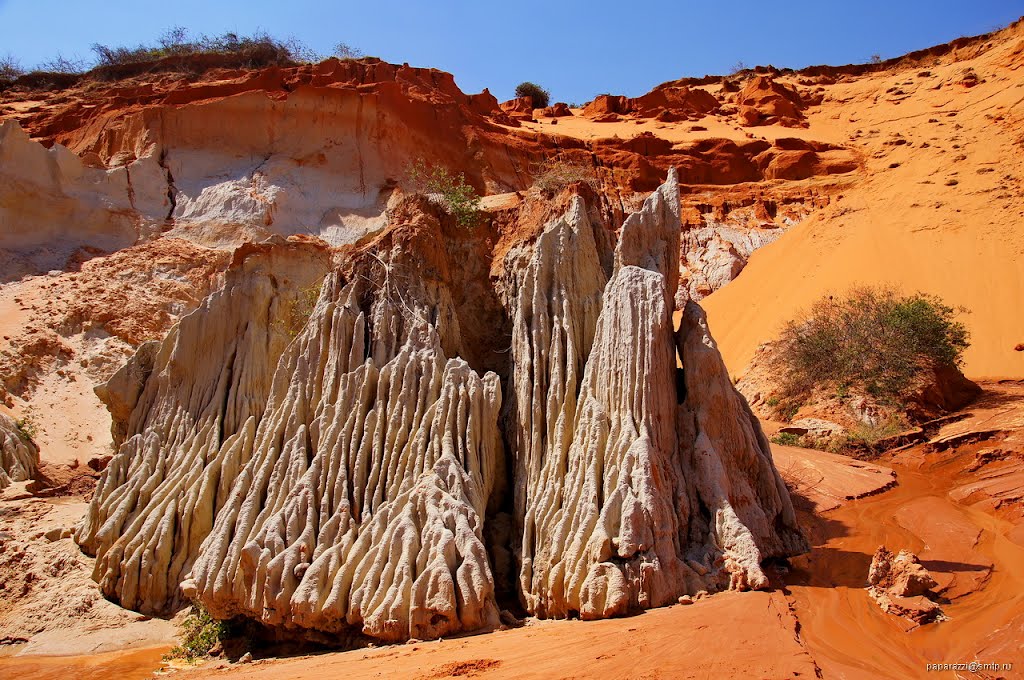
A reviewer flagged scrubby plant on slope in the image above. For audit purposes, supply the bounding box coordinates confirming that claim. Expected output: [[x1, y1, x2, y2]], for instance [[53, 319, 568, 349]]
[[531, 157, 600, 194], [406, 158, 483, 229], [774, 286, 969, 408], [164, 602, 229, 663]]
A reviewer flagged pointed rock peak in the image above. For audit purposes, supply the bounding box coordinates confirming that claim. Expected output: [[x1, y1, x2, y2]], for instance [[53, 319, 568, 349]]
[[567, 193, 587, 223], [614, 167, 681, 298]]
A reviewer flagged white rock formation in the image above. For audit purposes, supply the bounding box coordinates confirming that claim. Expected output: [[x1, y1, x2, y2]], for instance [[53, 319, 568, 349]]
[[79, 219, 504, 641], [0, 120, 168, 275], [504, 170, 806, 618], [76, 241, 332, 612], [183, 263, 504, 641], [0, 412, 38, 490], [679, 224, 783, 301], [78, 171, 805, 640], [676, 301, 807, 589], [82, 84, 514, 250]]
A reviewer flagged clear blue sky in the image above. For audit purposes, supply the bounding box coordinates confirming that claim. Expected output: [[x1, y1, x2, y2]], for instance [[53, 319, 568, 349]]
[[1, 1, 1021, 103]]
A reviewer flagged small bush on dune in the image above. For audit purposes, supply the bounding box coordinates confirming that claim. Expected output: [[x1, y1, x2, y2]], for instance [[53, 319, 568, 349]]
[[515, 81, 550, 108], [775, 286, 969, 407], [406, 158, 482, 229]]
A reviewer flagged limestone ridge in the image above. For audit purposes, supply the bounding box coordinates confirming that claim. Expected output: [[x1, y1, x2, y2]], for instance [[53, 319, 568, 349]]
[[504, 169, 806, 618], [0, 412, 38, 490]]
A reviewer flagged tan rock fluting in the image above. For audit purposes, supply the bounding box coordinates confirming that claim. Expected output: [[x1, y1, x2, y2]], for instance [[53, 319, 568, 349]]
[[75, 171, 804, 640], [504, 169, 806, 618], [75, 241, 332, 613], [78, 213, 504, 641], [0, 412, 38, 490], [500, 196, 611, 617], [183, 263, 504, 641], [676, 301, 808, 589]]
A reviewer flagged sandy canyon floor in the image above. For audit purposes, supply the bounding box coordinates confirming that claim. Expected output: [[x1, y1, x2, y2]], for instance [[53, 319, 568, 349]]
[[0, 383, 1020, 680]]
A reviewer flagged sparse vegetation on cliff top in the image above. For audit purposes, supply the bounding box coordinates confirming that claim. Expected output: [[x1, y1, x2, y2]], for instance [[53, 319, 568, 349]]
[[1, 27, 367, 85], [515, 81, 551, 108]]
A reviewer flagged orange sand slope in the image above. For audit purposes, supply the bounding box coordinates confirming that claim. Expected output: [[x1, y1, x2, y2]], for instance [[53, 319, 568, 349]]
[[701, 26, 1024, 379]]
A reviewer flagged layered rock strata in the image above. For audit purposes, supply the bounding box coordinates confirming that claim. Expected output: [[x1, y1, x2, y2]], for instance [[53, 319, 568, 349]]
[[0, 120, 167, 274]]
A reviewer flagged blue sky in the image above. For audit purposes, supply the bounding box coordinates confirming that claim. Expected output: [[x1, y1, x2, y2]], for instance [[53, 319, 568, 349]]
[[1, 1, 1021, 103]]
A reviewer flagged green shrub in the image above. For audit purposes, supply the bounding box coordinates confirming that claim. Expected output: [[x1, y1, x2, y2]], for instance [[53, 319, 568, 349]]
[[406, 158, 482, 229], [14, 416, 37, 442], [826, 417, 904, 455], [164, 602, 229, 663], [771, 432, 802, 447], [775, 286, 969, 406], [515, 81, 550, 108]]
